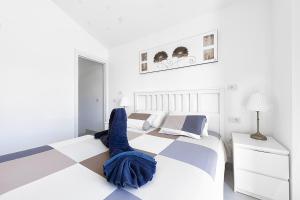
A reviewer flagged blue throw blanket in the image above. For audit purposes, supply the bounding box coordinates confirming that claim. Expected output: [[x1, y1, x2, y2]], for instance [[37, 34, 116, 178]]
[[95, 108, 156, 188]]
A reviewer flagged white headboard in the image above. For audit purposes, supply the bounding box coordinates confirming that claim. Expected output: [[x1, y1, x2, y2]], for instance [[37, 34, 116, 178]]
[[134, 89, 224, 137]]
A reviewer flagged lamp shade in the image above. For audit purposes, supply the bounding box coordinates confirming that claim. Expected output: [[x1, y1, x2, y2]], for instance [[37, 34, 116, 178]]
[[246, 92, 270, 112], [119, 96, 129, 107]]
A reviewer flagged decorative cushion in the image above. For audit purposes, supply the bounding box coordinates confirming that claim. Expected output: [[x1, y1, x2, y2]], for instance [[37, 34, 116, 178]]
[[159, 115, 207, 139]]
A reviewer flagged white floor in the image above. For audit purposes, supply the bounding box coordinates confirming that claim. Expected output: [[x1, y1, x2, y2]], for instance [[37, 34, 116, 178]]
[[224, 164, 258, 200]]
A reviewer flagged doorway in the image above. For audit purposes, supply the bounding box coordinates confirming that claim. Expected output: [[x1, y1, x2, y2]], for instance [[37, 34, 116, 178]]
[[75, 53, 107, 137]]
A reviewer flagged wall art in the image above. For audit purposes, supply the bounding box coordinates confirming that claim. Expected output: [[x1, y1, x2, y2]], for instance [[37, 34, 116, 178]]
[[139, 30, 218, 74]]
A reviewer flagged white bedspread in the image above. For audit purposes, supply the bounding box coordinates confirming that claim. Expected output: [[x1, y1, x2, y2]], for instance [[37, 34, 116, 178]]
[[0, 129, 226, 200]]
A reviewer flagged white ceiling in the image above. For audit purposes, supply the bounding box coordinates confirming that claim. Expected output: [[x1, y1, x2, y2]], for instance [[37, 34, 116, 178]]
[[52, 0, 235, 48]]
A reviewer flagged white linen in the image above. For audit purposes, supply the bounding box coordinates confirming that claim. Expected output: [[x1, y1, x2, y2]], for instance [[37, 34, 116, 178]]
[[0, 129, 226, 200], [159, 127, 202, 139], [127, 127, 156, 134]]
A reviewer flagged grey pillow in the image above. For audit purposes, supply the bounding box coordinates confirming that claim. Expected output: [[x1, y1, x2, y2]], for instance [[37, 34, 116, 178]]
[[142, 121, 151, 131]]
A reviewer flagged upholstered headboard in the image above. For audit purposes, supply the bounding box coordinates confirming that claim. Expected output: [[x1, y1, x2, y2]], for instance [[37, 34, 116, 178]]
[[134, 89, 224, 137]]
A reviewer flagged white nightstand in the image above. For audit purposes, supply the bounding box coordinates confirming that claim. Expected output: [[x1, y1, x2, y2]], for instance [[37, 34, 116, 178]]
[[232, 133, 289, 200]]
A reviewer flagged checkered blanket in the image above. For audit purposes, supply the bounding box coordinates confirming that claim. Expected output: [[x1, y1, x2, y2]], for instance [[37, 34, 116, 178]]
[[0, 130, 226, 200]]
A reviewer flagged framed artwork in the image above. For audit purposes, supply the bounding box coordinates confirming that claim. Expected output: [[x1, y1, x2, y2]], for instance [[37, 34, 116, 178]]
[[141, 63, 147, 72], [139, 29, 218, 74]]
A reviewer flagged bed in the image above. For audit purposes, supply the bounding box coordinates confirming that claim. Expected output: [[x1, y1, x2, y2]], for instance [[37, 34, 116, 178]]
[[0, 89, 226, 200]]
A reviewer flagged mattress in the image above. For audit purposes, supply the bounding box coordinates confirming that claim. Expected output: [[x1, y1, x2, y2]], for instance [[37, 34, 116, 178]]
[[0, 129, 226, 200]]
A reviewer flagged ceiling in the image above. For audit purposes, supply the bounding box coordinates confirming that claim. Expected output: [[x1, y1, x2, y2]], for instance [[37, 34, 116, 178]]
[[52, 0, 235, 48]]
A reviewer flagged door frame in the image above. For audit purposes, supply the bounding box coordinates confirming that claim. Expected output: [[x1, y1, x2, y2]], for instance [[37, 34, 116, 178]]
[[74, 49, 108, 138]]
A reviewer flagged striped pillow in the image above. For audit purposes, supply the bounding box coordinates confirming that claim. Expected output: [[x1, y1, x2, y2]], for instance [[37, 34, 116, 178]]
[[159, 115, 207, 139]]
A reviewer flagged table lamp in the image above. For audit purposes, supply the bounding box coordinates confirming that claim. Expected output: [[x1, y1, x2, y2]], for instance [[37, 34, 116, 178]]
[[246, 92, 270, 140], [119, 96, 129, 108]]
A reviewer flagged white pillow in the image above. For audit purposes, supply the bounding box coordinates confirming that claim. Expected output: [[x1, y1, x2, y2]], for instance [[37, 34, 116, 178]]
[[146, 114, 157, 127], [148, 111, 167, 128], [202, 121, 209, 137], [127, 118, 151, 131]]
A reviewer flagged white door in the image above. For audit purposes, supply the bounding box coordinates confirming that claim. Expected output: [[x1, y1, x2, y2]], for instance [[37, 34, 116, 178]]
[[78, 57, 104, 136]]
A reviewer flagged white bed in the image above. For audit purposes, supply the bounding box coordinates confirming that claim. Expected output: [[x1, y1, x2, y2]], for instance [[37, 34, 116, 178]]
[[0, 89, 226, 200], [132, 89, 226, 199]]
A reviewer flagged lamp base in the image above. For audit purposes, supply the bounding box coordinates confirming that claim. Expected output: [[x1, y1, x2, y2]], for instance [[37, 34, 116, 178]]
[[250, 132, 267, 141]]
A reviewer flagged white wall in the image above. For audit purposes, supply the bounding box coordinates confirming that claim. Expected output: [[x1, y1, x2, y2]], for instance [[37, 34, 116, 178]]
[[271, 0, 300, 199], [108, 0, 273, 155], [0, 0, 108, 155], [270, 0, 292, 150], [291, 0, 300, 199]]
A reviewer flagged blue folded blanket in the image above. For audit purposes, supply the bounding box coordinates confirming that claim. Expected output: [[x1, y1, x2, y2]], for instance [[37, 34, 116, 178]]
[[95, 108, 156, 188]]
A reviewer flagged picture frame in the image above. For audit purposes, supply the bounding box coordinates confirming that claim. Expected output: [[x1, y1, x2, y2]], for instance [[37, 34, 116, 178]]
[[139, 29, 218, 74]]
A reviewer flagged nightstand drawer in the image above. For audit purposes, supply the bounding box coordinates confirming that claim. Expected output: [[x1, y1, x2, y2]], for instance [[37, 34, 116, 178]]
[[234, 147, 289, 180], [235, 169, 289, 200]]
